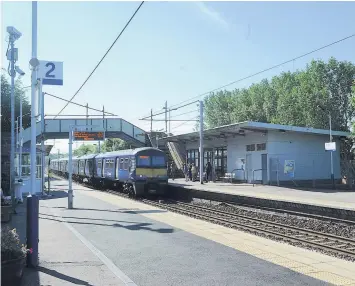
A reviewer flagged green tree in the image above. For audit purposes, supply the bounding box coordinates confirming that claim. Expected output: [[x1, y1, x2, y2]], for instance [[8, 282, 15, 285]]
[[1, 74, 31, 133], [204, 58, 355, 132], [101, 138, 130, 153], [73, 144, 96, 156]]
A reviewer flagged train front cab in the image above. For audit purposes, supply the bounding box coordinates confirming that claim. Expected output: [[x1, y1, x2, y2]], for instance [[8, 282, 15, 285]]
[[133, 150, 168, 197]]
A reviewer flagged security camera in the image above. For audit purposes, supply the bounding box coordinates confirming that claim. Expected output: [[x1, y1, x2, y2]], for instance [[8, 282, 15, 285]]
[[15, 66, 25, 76], [7, 26, 22, 41]]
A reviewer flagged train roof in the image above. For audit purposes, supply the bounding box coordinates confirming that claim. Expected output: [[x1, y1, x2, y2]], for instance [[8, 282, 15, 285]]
[[95, 147, 163, 159], [51, 147, 163, 161], [78, 153, 98, 160]]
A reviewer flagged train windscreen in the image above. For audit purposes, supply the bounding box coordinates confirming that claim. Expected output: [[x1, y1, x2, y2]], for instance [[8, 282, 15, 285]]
[[137, 156, 150, 167], [152, 156, 165, 167]]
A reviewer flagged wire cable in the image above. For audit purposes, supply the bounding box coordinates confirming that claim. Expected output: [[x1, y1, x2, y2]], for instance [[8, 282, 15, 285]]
[[171, 115, 199, 131], [141, 33, 355, 115], [45, 92, 117, 115], [53, 1, 145, 119]]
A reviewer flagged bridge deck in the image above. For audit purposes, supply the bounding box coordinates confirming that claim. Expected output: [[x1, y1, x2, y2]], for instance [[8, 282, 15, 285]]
[[22, 118, 148, 147]]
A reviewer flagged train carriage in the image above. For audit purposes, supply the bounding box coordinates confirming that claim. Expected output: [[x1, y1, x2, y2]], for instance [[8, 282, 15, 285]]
[[50, 147, 168, 197]]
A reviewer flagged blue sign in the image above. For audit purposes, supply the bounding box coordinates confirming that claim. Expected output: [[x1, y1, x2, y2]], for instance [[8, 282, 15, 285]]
[[38, 60, 63, 86], [284, 160, 295, 178]]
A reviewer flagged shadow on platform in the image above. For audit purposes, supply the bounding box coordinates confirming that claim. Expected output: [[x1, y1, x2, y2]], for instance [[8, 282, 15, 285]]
[[22, 266, 94, 286], [39, 191, 68, 200], [39, 215, 174, 234], [48, 206, 167, 214]]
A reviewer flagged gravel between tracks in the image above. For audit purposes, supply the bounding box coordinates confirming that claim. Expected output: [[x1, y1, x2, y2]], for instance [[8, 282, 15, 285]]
[[188, 198, 355, 262]]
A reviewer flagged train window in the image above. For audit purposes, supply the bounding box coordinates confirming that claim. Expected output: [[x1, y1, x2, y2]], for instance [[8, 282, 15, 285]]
[[97, 159, 102, 169], [152, 156, 165, 167], [130, 157, 136, 169], [120, 158, 124, 169], [124, 158, 129, 170], [137, 155, 150, 167]]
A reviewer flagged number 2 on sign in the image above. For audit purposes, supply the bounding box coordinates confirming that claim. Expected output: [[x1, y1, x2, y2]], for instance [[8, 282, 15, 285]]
[[45, 62, 55, 78]]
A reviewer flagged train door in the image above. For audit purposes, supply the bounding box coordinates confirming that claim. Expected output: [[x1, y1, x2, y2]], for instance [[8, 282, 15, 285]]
[[102, 159, 105, 177], [261, 154, 268, 185], [246, 154, 252, 183], [116, 158, 119, 179]]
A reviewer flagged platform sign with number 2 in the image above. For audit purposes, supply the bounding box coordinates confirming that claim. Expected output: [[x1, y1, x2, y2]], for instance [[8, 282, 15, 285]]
[[38, 60, 63, 86]]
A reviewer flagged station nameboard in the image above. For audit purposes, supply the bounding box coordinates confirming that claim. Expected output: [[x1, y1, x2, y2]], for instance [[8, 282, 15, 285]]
[[73, 131, 105, 141]]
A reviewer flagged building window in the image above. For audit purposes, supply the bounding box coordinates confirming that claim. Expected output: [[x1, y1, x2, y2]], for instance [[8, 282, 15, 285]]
[[246, 144, 255, 152], [257, 143, 266, 151]]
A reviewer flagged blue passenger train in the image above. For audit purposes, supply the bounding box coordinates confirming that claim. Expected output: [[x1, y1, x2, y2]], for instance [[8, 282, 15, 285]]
[[50, 147, 168, 197]]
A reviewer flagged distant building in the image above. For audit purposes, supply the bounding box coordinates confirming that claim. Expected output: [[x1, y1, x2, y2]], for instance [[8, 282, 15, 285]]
[[162, 121, 350, 186]]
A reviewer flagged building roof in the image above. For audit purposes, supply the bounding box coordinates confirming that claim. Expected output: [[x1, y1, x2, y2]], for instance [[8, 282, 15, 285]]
[[163, 121, 350, 142]]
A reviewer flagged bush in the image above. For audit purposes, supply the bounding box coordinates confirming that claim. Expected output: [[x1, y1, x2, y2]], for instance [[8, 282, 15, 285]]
[[1, 227, 29, 261]]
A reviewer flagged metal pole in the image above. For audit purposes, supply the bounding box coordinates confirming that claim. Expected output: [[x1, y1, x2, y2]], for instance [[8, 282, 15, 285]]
[[68, 128, 73, 209], [30, 1, 38, 195], [199, 100, 204, 184], [329, 114, 335, 189], [86, 103, 88, 131], [9, 34, 16, 210], [165, 101, 167, 133], [39, 83, 44, 195], [169, 109, 171, 135], [150, 109, 153, 133], [19, 95, 23, 180]]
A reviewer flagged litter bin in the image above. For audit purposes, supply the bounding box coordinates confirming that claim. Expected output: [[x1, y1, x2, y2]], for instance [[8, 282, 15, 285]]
[[14, 179, 24, 203]]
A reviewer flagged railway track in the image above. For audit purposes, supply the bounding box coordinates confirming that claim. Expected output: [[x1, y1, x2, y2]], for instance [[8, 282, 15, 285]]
[[51, 175, 355, 260], [143, 199, 355, 260]]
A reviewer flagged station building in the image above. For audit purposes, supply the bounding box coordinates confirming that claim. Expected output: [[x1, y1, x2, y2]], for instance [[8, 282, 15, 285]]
[[162, 121, 350, 185]]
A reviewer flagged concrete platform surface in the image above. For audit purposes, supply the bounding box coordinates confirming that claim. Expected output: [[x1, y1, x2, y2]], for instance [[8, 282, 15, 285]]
[[38, 179, 355, 285], [169, 179, 355, 211], [21, 192, 134, 286]]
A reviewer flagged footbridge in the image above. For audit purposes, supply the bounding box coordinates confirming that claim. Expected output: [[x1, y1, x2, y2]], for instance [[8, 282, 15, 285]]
[[22, 118, 151, 147]]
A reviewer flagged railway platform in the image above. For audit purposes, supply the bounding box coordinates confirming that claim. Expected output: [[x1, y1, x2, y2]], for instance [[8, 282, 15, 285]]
[[24, 178, 355, 286], [168, 179, 355, 216]]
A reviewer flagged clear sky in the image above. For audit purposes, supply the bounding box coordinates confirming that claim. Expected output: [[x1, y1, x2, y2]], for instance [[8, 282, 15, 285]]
[[2, 1, 355, 153]]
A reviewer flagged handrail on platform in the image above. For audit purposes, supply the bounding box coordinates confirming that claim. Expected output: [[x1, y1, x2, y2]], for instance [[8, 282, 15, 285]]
[[252, 169, 265, 187]]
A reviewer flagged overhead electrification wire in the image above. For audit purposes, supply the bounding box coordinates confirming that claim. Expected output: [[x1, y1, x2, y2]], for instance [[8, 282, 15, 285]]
[[171, 116, 199, 131], [167, 33, 355, 109], [139, 32, 355, 120], [45, 92, 117, 116], [53, 1, 145, 119]]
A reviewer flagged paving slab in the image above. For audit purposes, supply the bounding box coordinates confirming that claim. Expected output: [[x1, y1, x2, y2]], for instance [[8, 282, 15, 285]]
[[20, 191, 133, 286], [42, 179, 331, 286], [169, 179, 355, 211]]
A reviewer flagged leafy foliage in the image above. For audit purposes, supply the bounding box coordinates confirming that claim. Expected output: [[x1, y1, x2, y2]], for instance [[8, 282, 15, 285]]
[[71, 138, 130, 156], [1, 227, 28, 261], [73, 144, 96, 156], [204, 58, 355, 133], [101, 138, 130, 152], [1, 74, 31, 133]]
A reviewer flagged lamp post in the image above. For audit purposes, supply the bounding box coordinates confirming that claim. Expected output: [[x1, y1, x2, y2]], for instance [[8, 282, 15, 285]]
[[6, 25, 25, 212], [317, 104, 335, 190]]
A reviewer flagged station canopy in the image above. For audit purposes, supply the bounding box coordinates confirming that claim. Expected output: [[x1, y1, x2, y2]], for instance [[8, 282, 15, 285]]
[[162, 121, 350, 143]]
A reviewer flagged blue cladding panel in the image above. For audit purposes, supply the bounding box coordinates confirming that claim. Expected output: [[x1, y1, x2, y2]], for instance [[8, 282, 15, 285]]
[[134, 126, 146, 143], [122, 120, 134, 137]]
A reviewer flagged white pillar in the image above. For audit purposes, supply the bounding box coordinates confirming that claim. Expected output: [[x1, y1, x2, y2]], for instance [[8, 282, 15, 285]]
[[199, 100, 204, 184], [68, 128, 73, 209], [30, 1, 38, 194]]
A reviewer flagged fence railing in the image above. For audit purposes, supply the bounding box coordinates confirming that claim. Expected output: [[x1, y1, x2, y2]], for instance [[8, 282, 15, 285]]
[[252, 169, 264, 187]]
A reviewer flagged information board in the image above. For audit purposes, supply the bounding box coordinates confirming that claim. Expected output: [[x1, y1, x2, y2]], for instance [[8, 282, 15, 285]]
[[284, 160, 295, 178], [73, 131, 105, 141]]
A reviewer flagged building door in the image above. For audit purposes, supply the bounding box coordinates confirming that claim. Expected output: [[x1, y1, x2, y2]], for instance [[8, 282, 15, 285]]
[[214, 147, 227, 179], [261, 154, 268, 185], [246, 154, 252, 183]]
